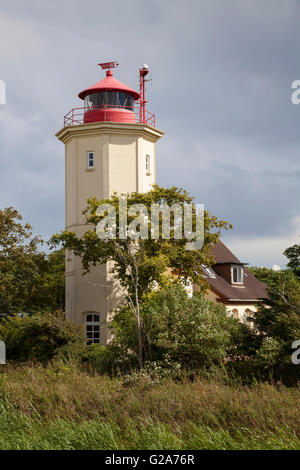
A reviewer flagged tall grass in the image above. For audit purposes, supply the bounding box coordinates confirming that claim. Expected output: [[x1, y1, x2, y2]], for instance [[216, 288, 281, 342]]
[[0, 361, 299, 449]]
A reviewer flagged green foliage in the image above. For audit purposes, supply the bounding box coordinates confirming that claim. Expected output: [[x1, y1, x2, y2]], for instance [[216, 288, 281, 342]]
[[58, 342, 132, 376], [1, 363, 300, 449], [0, 313, 84, 363], [0, 207, 65, 314], [112, 284, 248, 372], [52, 185, 232, 298], [51, 185, 232, 369], [243, 267, 300, 384], [31, 249, 65, 313], [250, 268, 300, 337], [284, 243, 300, 278], [0, 207, 42, 313]]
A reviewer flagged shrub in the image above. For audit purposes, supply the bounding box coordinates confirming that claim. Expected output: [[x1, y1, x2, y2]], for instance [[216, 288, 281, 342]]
[[58, 341, 134, 376], [112, 284, 248, 372], [0, 312, 84, 363]]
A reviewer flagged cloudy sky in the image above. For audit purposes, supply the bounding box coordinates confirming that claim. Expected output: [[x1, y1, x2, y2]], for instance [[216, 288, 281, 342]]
[[0, 0, 300, 267]]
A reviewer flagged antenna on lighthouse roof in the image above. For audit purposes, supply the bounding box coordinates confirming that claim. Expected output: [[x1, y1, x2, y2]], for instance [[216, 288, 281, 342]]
[[139, 64, 150, 124]]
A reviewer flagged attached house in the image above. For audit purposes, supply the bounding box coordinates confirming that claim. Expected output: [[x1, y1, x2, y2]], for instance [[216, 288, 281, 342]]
[[200, 240, 267, 322]]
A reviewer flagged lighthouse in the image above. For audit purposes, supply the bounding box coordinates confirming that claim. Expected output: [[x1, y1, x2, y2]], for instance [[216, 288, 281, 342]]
[[56, 62, 164, 343]]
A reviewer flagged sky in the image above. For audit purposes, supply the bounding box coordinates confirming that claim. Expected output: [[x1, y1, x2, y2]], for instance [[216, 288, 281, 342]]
[[0, 0, 300, 267]]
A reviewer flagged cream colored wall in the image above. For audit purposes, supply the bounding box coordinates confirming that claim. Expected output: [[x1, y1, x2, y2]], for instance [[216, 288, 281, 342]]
[[226, 304, 256, 324], [204, 288, 257, 324], [137, 138, 156, 192], [56, 122, 164, 340]]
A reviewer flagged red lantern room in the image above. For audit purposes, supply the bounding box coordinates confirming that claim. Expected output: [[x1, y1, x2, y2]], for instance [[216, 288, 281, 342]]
[[63, 62, 156, 127], [78, 62, 140, 124]]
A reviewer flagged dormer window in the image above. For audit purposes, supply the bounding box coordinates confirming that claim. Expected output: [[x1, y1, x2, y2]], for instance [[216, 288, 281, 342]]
[[231, 266, 243, 284]]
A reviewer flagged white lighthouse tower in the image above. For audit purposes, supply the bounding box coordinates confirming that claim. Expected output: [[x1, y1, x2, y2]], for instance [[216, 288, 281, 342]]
[[56, 62, 164, 343]]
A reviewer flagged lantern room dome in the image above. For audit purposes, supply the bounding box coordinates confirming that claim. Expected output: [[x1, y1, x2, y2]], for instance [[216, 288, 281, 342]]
[[78, 70, 140, 100], [78, 70, 140, 124]]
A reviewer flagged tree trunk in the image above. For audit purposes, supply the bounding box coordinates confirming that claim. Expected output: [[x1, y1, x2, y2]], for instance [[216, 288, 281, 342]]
[[135, 279, 143, 370], [137, 311, 143, 371]]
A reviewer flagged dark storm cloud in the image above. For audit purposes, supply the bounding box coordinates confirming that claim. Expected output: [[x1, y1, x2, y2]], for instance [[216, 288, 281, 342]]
[[0, 0, 300, 266]]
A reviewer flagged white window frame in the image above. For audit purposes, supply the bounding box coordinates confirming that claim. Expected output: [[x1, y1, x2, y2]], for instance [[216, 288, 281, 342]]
[[231, 265, 243, 284], [87, 151, 95, 170], [85, 313, 100, 344], [145, 154, 150, 173], [201, 265, 216, 279]]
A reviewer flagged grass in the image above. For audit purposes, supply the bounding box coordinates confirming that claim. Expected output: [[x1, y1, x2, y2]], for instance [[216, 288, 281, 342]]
[[0, 361, 300, 449]]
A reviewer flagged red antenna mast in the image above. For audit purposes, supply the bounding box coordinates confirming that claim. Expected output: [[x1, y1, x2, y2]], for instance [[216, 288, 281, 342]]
[[139, 64, 149, 124]]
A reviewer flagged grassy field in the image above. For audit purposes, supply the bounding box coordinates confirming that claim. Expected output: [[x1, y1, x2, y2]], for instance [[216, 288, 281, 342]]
[[0, 361, 299, 450]]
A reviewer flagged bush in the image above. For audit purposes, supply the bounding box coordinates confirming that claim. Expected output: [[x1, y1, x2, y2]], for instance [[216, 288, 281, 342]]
[[244, 268, 300, 385], [58, 341, 134, 376], [112, 284, 249, 372], [0, 312, 84, 363]]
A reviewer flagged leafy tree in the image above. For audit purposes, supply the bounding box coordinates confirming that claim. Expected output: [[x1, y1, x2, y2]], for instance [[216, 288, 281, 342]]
[[52, 186, 232, 370], [0, 207, 65, 314], [284, 243, 300, 278], [248, 267, 300, 383], [31, 248, 65, 313], [112, 284, 249, 371], [250, 267, 300, 328], [0, 207, 42, 313]]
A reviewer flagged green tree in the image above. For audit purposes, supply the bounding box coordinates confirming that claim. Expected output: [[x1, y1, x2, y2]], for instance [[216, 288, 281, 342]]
[[112, 284, 249, 371], [0, 207, 42, 313], [249, 267, 300, 383], [31, 249, 65, 313], [0, 207, 65, 314], [284, 243, 300, 278], [52, 185, 232, 369]]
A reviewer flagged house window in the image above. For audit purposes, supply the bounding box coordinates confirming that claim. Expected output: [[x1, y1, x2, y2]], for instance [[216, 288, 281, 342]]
[[85, 313, 100, 344], [231, 266, 243, 284], [145, 154, 150, 172], [87, 151, 95, 169], [232, 308, 239, 320], [201, 265, 216, 278], [243, 308, 252, 325]]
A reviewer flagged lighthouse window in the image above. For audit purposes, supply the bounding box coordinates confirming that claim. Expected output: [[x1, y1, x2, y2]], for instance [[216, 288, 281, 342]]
[[87, 151, 94, 169], [84, 92, 134, 111], [146, 154, 150, 172], [85, 313, 100, 344]]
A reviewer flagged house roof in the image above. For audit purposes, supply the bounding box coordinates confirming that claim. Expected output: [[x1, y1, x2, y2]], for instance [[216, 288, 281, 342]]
[[205, 241, 268, 303], [210, 240, 244, 264]]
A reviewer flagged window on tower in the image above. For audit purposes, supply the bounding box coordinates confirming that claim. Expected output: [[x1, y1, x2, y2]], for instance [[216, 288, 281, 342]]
[[87, 151, 95, 169], [85, 313, 100, 344], [146, 154, 150, 172], [84, 92, 134, 111]]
